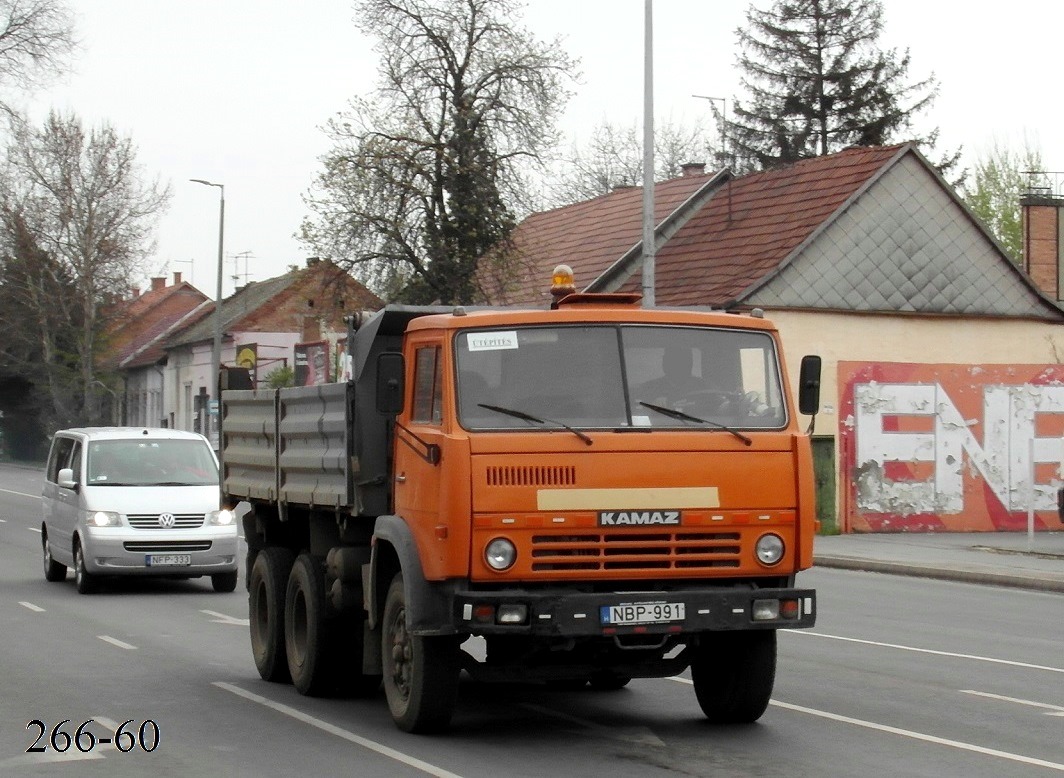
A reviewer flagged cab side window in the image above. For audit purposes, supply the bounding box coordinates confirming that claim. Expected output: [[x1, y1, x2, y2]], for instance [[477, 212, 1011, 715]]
[[412, 345, 443, 424]]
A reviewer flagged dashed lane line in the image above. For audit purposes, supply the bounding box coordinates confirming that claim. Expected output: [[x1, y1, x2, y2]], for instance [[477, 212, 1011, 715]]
[[214, 682, 466, 778], [97, 636, 137, 650], [19, 601, 45, 612], [961, 689, 1064, 717]]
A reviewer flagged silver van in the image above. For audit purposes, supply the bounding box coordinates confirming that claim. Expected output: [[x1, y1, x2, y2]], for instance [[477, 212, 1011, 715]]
[[40, 427, 239, 593]]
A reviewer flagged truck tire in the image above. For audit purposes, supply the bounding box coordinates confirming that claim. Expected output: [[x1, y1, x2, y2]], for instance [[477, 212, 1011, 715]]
[[42, 530, 67, 582], [249, 546, 295, 683], [284, 554, 335, 696], [690, 630, 776, 724], [381, 573, 460, 733]]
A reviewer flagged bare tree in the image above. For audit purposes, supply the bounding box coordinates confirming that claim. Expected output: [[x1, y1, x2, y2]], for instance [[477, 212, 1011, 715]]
[[0, 111, 170, 425], [0, 0, 77, 117], [301, 0, 577, 304], [548, 117, 717, 206]]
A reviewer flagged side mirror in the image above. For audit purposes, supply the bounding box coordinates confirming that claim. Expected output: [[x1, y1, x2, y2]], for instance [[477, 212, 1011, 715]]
[[798, 355, 821, 416], [57, 467, 78, 490], [376, 352, 405, 415]]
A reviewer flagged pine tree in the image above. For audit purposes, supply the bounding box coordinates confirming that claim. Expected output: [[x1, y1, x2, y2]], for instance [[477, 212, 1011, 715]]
[[727, 0, 941, 171]]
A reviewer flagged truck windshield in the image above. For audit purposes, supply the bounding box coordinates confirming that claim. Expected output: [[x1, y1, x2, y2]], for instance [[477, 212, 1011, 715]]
[[455, 324, 787, 431], [86, 439, 219, 486]]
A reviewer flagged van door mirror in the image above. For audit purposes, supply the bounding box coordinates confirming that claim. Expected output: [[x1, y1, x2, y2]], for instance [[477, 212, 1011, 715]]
[[798, 355, 822, 415], [376, 352, 405, 415], [57, 467, 78, 490]]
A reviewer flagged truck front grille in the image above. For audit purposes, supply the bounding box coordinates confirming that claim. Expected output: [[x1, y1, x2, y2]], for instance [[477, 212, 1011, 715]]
[[530, 532, 741, 572], [486, 465, 576, 487]]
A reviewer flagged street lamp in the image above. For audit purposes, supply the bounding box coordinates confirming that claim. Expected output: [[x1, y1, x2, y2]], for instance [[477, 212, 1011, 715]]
[[190, 178, 224, 443]]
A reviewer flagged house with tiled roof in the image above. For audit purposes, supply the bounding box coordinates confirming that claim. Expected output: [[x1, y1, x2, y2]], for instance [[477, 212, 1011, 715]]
[[488, 144, 1064, 534], [100, 272, 211, 427], [156, 258, 382, 441]]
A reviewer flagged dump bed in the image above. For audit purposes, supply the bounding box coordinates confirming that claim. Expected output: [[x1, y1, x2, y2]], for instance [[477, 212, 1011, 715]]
[[221, 382, 355, 510]]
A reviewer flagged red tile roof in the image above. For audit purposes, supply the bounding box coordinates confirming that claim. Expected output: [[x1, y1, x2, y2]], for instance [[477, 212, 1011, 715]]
[[631, 145, 907, 306], [481, 172, 719, 306], [102, 280, 210, 369]]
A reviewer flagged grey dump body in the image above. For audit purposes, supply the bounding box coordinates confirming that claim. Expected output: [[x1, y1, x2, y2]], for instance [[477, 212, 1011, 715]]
[[221, 305, 450, 516]]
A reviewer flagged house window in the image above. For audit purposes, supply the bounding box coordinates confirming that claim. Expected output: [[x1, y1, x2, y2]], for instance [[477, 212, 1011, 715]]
[[412, 346, 442, 424]]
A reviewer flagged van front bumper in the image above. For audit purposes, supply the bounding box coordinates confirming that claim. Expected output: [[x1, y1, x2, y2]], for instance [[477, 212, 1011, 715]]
[[80, 526, 239, 576]]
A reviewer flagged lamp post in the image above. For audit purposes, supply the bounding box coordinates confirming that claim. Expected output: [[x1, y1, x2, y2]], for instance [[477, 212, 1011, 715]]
[[190, 178, 224, 443]]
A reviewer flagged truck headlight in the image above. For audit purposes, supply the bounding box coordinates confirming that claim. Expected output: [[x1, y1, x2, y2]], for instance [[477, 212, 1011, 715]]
[[89, 511, 121, 527], [485, 538, 516, 571], [208, 508, 235, 526], [755, 533, 784, 566]]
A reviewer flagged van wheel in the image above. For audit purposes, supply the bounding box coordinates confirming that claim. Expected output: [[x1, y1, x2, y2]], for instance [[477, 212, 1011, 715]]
[[249, 547, 295, 682], [212, 571, 238, 593], [42, 530, 67, 582], [381, 573, 460, 732], [690, 630, 776, 723], [74, 542, 97, 594]]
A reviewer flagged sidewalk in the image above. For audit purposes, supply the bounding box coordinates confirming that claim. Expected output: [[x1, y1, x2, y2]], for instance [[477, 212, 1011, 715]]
[[813, 530, 1064, 593]]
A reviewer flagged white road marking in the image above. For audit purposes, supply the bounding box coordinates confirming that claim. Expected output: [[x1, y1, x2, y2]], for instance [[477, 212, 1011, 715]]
[[19, 601, 45, 612], [0, 750, 105, 768], [789, 630, 1064, 674], [669, 677, 1064, 772], [519, 703, 665, 746], [961, 689, 1064, 716], [214, 682, 467, 778], [27, 527, 41, 534], [0, 517, 6, 522], [200, 609, 249, 626], [0, 487, 39, 499], [97, 636, 137, 650]]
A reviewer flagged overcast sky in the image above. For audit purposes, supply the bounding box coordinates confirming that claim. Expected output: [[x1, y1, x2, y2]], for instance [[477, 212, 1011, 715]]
[[28, 1, 1064, 299]]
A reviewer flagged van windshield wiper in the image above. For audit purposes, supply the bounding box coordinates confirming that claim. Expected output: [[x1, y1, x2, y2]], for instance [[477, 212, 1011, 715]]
[[478, 403, 593, 446], [638, 401, 752, 446]]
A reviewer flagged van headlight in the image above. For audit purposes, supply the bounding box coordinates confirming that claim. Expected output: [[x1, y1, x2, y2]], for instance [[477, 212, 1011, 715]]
[[208, 508, 235, 526], [89, 511, 121, 527], [485, 538, 516, 571]]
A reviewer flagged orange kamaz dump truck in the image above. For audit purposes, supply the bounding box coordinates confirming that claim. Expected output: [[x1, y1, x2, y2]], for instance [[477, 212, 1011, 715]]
[[221, 270, 822, 733]]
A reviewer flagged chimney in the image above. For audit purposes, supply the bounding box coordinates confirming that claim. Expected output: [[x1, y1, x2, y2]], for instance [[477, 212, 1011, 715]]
[[151, 277, 165, 291], [131, 288, 141, 298], [173, 271, 182, 285], [681, 162, 706, 177], [1021, 184, 1064, 300]]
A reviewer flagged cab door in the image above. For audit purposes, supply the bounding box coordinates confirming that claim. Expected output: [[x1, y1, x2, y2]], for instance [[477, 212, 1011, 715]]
[[392, 342, 445, 537]]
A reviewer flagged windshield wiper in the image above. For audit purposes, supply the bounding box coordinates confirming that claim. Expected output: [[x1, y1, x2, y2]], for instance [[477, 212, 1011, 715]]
[[638, 401, 752, 446], [478, 403, 593, 446]]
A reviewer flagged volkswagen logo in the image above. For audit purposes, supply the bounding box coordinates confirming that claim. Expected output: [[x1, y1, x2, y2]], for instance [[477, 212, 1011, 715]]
[[158, 513, 176, 529]]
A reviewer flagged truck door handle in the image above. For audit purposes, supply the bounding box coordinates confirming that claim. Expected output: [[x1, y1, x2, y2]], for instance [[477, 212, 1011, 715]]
[[396, 474, 407, 483]]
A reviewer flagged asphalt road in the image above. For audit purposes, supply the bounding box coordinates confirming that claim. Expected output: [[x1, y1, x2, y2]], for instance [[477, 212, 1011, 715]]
[[1, 463, 1062, 777]]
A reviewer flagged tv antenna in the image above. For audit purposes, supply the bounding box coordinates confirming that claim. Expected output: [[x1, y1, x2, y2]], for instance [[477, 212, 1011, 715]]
[[230, 250, 255, 289]]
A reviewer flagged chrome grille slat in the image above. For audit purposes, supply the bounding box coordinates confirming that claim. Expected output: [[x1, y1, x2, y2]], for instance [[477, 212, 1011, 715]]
[[530, 531, 741, 572], [127, 513, 205, 529]]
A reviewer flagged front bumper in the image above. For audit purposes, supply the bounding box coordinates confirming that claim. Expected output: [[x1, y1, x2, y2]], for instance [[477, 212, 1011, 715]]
[[454, 586, 815, 636], [81, 526, 239, 576]]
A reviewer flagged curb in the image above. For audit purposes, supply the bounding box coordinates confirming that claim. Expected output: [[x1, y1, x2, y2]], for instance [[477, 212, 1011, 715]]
[[813, 555, 1064, 594]]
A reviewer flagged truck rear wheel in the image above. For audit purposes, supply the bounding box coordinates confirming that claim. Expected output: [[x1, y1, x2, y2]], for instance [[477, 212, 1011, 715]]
[[381, 573, 460, 733], [285, 554, 334, 695], [690, 630, 776, 724], [249, 547, 295, 683]]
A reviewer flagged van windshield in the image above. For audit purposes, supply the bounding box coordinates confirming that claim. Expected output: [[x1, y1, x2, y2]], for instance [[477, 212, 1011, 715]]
[[455, 324, 787, 431], [86, 439, 218, 486]]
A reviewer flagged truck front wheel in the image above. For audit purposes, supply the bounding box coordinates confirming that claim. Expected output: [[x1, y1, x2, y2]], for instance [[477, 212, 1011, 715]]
[[690, 630, 776, 724], [381, 573, 460, 733], [249, 547, 295, 683]]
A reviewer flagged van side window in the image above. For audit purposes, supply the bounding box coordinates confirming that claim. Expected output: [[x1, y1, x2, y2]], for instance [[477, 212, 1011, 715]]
[[46, 437, 75, 482], [412, 345, 443, 424], [68, 442, 82, 482]]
